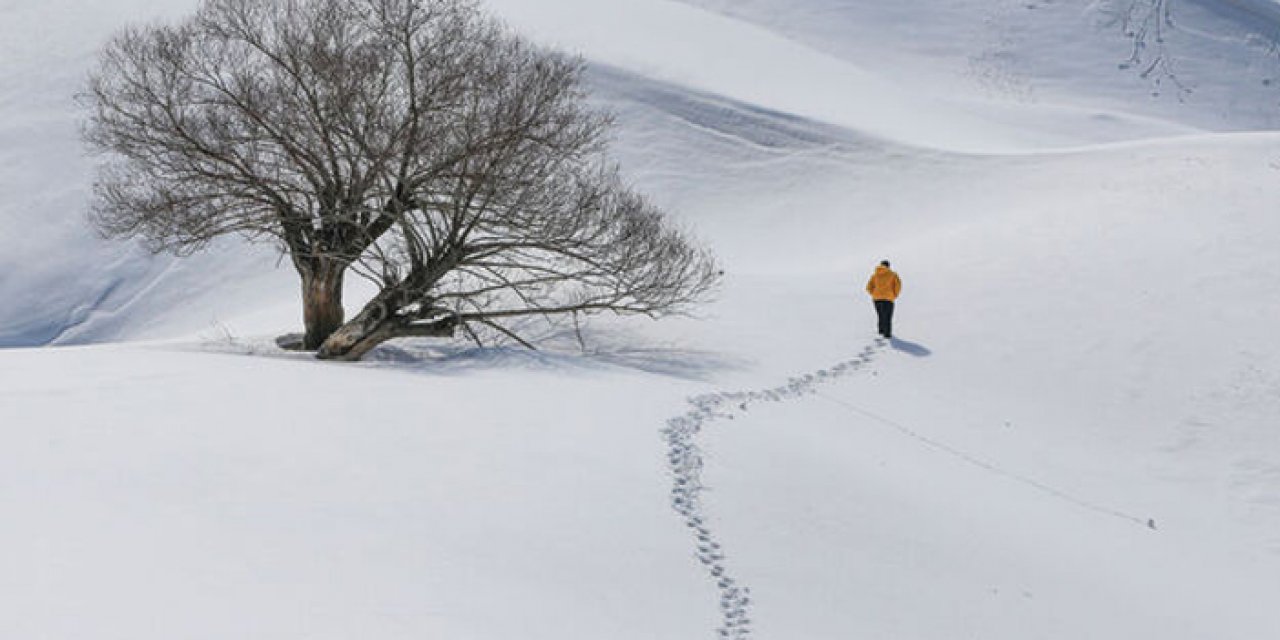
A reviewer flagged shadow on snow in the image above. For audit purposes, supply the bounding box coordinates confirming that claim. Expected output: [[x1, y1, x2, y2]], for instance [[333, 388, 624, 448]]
[[889, 337, 932, 357], [201, 325, 748, 382]]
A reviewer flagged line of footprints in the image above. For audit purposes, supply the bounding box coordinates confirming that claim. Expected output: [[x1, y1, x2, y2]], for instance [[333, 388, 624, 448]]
[[662, 341, 884, 639]]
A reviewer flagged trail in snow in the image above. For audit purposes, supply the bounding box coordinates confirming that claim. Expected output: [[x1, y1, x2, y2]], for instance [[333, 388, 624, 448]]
[[813, 391, 1158, 530], [663, 335, 1162, 638], [662, 340, 884, 639]]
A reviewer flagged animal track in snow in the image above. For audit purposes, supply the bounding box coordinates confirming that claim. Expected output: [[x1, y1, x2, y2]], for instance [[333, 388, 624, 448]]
[[662, 340, 884, 639]]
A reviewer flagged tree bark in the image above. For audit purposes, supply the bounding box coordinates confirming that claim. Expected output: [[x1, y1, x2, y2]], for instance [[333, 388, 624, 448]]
[[317, 299, 457, 362], [301, 260, 347, 350]]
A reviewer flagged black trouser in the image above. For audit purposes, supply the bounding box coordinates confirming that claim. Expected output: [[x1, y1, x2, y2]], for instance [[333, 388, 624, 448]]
[[873, 300, 895, 337]]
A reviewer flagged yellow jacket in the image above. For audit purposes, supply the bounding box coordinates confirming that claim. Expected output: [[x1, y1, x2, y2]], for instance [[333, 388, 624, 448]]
[[866, 265, 901, 301]]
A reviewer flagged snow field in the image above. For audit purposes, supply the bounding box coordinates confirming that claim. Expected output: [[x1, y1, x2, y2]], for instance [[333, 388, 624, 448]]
[[3, 0, 1280, 638], [0, 345, 717, 639]]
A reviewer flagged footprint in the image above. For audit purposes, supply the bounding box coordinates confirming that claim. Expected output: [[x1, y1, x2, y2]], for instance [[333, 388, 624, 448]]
[[662, 341, 883, 639]]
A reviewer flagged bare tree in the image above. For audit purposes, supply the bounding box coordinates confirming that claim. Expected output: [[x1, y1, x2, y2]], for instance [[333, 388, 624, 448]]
[[1111, 0, 1189, 97], [1111, 0, 1280, 99], [84, 0, 719, 359]]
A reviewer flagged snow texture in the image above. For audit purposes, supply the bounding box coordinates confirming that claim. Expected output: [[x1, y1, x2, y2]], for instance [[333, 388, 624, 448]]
[[4, 0, 1280, 638]]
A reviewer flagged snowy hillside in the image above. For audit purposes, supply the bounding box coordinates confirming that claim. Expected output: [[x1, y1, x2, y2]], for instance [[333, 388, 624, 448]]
[[3, 1, 1280, 639]]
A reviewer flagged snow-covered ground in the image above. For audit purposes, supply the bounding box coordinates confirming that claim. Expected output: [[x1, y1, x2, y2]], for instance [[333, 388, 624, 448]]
[[3, 0, 1280, 638]]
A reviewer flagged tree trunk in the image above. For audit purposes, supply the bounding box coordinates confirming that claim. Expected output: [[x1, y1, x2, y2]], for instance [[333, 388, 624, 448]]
[[301, 260, 347, 350], [317, 297, 457, 361]]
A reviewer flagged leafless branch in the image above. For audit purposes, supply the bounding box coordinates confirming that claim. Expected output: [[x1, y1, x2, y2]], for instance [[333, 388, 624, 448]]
[[1112, 0, 1191, 98], [84, 0, 720, 359]]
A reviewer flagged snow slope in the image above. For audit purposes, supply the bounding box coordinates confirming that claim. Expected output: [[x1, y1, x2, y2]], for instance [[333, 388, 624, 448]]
[[675, 0, 1280, 130], [4, 0, 1280, 638], [0, 0, 290, 348]]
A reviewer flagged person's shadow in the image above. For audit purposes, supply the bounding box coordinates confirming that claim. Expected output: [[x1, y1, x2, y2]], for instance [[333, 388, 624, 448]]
[[889, 337, 932, 357]]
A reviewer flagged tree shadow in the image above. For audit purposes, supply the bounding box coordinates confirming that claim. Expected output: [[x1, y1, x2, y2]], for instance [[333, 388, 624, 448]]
[[362, 327, 747, 382], [199, 323, 745, 382], [890, 337, 932, 357]]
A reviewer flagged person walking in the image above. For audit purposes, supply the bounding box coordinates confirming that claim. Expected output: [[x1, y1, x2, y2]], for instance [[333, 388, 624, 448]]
[[866, 260, 902, 339]]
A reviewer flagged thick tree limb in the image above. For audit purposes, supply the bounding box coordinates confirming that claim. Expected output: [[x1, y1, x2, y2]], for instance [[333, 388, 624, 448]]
[[84, 0, 719, 360]]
